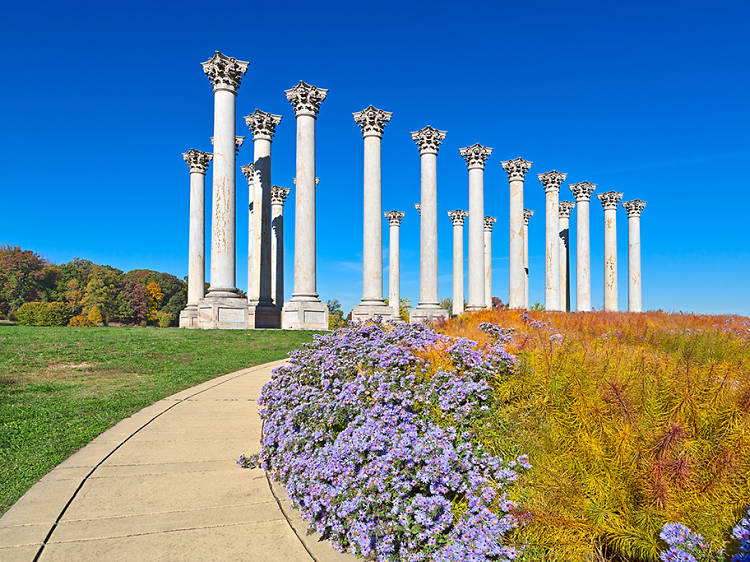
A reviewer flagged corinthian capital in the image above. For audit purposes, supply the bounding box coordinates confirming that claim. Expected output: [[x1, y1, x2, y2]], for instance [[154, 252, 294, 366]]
[[538, 170, 567, 193], [501, 157, 533, 181], [523, 209, 534, 226], [201, 51, 250, 94], [244, 110, 282, 140], [569, 181, 597, 202], [271, 185, 291, 206], [385, 210, 405, 226], [622, 199, 646, 217], [285, 81, 328, 117], [558, 201, 575, 219], [414, 203, 422, 215], [182, 149, 212, 174], [459, 144, 493, 169], [484, 216, 497, 232], [410, 126, 447, 155], [448, 209, 468, 226], [598, 190, 624, 210], [353, 105, 393, 138], [240, 163, 255, 186]]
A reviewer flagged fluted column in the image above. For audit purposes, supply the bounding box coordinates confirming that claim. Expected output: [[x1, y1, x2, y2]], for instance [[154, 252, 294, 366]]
[[352, 106, 395, 321], [179, 149, 212, 328], [448, 210, 468, 315], [623, 199, 646, 312], [538, 171, 566, 311], [459, 144, 492, 311], [409, 126, 449, 323], [599, 191, 624, 311], [281, 81, 329, 330], [484, 216, 496, 308], [523, 209, 534, 309], [569, 182, 597, 311], [385, 211, 405, 319], [244, 110, 282, 327], [271, 185, 291, 307], [502, 157, 533, 309], [558, 201, 575, 312]]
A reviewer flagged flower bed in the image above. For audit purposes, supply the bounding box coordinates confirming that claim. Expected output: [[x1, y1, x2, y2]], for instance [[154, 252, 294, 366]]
[[242, 322, 528, 561]]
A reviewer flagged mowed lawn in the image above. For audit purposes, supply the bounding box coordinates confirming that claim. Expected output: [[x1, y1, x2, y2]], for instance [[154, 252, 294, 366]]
[[0, 325, 318, 515]]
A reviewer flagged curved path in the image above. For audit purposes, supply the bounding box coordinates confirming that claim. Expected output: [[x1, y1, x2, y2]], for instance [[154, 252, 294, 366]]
[[0, 361, 352, 561]]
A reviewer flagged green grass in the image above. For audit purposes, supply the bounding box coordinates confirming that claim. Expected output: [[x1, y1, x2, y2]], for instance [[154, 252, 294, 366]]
[[0, 325, 318, 515]]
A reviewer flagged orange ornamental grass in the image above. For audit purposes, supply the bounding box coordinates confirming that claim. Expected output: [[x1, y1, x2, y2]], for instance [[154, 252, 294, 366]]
[[440, 310, 750, 561]]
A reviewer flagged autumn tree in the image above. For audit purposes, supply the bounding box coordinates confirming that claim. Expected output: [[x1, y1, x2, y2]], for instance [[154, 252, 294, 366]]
[[0, 245, 47, 316], [145, 281, 164, 324]]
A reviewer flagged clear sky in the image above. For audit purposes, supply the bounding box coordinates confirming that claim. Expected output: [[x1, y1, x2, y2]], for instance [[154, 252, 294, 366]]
[[2, 0, 748, 316]]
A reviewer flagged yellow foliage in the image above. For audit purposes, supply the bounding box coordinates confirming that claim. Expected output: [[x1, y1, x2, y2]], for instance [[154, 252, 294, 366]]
[[145, 281, 164, 323], [87, 306, 103, 326]]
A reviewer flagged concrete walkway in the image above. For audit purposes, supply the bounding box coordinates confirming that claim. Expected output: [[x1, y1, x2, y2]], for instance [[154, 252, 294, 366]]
[[0, 361, 352, 561]]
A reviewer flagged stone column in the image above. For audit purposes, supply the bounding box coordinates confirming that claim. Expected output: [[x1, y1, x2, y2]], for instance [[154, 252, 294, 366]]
[[241, 164, 255, 301], [448, 210, 468, 316], [198, 52, 250, 329], [459, 144, 493, 311], [385, 211, 405, 319], [179, 149, 212, 328], [483, 216, 497, 308], [538, 171, 566, 311], [502, 157, 533, 309], [271, 185, 291, 307], [523, 209, 534, 309], [352, 106, 395, 321], [598, 190, 624, 311], [409, 126, 449, 323], [622, 199, 646, 312], [281, 81, 329, 330], [558, 201, 575, 312], [569, 182, 597, 311], [244, 109, 282, 328]]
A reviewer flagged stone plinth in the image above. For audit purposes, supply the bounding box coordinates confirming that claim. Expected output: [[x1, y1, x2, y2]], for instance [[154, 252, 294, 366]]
[[197, 296, 249, 329]]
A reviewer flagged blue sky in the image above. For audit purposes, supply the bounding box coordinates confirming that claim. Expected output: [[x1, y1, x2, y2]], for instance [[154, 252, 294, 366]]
[[1, 0, 748, 316]]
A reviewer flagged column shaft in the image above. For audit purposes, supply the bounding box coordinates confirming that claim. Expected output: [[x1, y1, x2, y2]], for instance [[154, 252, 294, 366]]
[[467, 168, 485, 310], [248, 192, 254, 299], [271, 204, 284, 306], [484, 229, 492, 308], [187, 171, 205, 305], [389, 223, 400, 317], [523, 221, 530, 309], [509, 179, 524, 308], [545, 190, 560, 310], [292, 114, 317, 300], [251, 138, 273, 306], [362, 135, 384, 303], [559, 216, 570, 312], [604, 208, 618, 311], [628, 215, 642, 312], [452, 222, 464, 315], [576, 199, 591, 311], [420, 152, 439, 306]]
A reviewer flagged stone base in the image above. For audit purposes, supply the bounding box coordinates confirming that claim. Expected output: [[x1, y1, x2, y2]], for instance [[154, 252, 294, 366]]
[[351, 302, 398, 323], [248, 302, 281, 329], [179, 305, 199, 328], [409, 305, 450, 324], [197, 295, 249, 330], [281, 299, 329, 330]]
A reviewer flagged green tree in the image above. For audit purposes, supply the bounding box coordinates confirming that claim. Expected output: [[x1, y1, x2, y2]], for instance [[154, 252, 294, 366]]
[[439, 297, 453, 316], [0, 245, 47, 316], [81, 265, 122, 325], [327, 299, 346, 330]]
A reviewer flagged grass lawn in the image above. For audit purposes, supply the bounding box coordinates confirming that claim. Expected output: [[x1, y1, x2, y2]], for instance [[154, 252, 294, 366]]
[[0, 325, 318, 515]]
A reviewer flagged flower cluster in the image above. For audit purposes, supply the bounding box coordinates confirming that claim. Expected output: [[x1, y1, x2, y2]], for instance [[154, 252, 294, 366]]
[[241, 322, 527, 561], [660, 523, 709, 562], [733, 508, 750, 561]]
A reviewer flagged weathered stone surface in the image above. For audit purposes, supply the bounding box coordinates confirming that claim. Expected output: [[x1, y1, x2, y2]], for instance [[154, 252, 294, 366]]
[[502, 157, 532, 310]]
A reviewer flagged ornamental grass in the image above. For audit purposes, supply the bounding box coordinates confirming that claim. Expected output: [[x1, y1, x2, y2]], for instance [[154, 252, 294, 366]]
[[441, 310, 750, 561]]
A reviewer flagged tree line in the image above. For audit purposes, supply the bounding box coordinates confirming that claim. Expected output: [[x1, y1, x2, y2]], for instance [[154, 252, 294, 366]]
[[0, 245, 187, 327]]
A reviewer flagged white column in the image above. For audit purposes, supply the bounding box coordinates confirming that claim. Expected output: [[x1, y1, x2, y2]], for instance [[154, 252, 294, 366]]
[[523, 209, 533, 309], [502, 157, 533, 309], [271, 185, 291, 307], [598, 191, 624, 311], [241, 164, 256, 300], [409, 126, 449, 323], [179, 150, 212, 328], [352, 106, 395, 321], [448, 210, 468, 315], [281, 81, 329, 330], [569, 182, 597, 312], [201, 53, 248, 298], [244, 110, 282, 327], [538, 171, 566, 311], [622, 200, 646, 312], [558, 201, 575, 312], [483, 216, 496, 308], [385, 211, 405, 319], [459, 144, 493, 311]]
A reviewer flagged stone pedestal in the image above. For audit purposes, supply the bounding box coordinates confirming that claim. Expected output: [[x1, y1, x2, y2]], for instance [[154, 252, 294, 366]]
[[409, 126, 449, 324], [502, 157, 533, 309], [351, 105, 396, 322], [484, 216, 496, 308], [623, 199, 646, 312], [460, 144, 493, 311], [197, 296, 249, 330], [523, 209, 533, 309], [558, 201, 575, 312], [179, 149, 212, 328], [385, 211, 405, 319], [599, 191, 624, 312], [448, 210, 468, 315], [538, 170, 566, 311], [569, 182, 597, 312], [281, 81, 329, 330]]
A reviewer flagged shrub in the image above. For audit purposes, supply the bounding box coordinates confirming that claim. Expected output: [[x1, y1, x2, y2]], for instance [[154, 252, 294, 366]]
[[241, 322, 528, 560], [87, 306, 103, 326], [16, 302, 71, 326], [67, 314, 92, 327], [157, 310, 172, 328]]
